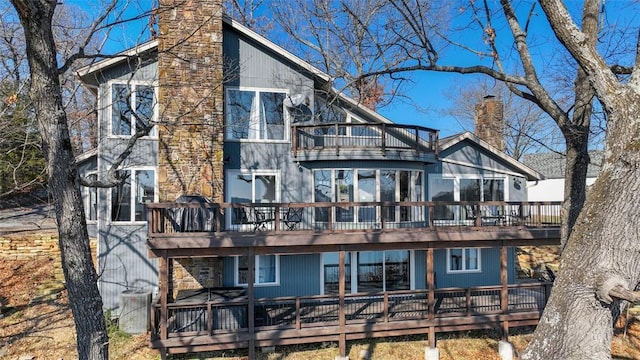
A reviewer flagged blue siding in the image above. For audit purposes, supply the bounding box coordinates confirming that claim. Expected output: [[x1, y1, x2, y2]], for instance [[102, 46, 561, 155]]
[[223, 254, 321, 298], [434, 247, 516, 288]]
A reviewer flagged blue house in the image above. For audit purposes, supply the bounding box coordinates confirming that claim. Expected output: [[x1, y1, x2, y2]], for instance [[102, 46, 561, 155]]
[[77, 1, 559, 358]]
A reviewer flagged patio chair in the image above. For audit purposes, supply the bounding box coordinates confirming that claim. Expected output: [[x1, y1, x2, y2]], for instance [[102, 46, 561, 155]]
[[283, 207, 303, 230]]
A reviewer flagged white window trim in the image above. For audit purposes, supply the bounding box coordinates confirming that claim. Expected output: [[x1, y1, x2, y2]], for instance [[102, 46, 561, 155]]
[[446, 248, 482, 274], [225, 169, 281, 203], [320, 250, 414, 294], [225, 169, 281, 229], [108, 167, 158, 224], [84, 171, 98, 223], [313, 169, 424, 224], [234, 255, 280, 287], [225, 86, 290, 143], [106, 80, 158, 139]]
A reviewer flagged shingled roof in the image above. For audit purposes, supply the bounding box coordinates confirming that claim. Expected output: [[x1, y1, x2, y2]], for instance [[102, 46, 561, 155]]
[[521, 151, 603, 179]]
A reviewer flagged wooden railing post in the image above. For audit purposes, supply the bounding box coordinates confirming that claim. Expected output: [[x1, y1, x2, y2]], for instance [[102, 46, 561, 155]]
[[295, 298, 301, 330], [381, 124, 386, 154], [500, 245, 509, 341], [247, 250, 255, 359], [159, 255, 169, 340], [338, 250, 347, 357], [383, 293, 389, 322], [207, 303, 213, 335], [274, 205, 280, 231], [465, 288, 472, 316], [427, 247, 436, 348]]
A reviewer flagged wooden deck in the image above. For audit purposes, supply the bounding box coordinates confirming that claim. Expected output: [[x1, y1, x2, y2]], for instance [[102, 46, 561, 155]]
[[150, 283, 551, 354], [147, 201, 562, 257], [146, 201, 561, 357]]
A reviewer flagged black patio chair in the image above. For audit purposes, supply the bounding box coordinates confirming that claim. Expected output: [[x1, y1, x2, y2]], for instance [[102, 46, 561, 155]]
[[283, 207, 303, 230]]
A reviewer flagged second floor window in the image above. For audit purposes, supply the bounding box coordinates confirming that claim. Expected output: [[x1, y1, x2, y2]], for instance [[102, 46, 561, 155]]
[[111, 83, 156, 137], [226, 88, 286, 141], [111, 169, 155, 222]]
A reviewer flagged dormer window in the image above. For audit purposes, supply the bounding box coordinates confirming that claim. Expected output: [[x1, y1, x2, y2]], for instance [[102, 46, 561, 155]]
[[225, 87, 287, 141], [110, 82, 157, 137]]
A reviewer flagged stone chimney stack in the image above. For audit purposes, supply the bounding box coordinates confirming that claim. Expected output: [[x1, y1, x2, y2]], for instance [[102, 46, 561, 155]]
[[157, 0, 225, 202], [474, 95, 505, 152]]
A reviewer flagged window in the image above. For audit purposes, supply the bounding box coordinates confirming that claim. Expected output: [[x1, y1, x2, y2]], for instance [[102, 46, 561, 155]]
[[236, 255, 279, 286], [447, 248, 481, 273], [323, 252, 351, 295], [430, 176, 506, 222], [313, 169, 424, 224], [111, 169, 155, 222], [227, 170, 279, 225], [323, 250, 410, 294], [111, 83, 156, 137], [85, 173, 98, 222], [226, 88, 287, 140], [431, 178, 454, 220]]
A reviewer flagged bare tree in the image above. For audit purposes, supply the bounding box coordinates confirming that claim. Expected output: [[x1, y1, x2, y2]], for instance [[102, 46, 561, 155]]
[[7, 0, 109, 358], [442, 79, 562, 160], [273, 0, 640, 357]]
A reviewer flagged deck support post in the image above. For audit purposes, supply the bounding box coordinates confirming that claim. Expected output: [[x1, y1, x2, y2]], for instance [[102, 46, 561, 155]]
[[426, 247, 436, 348], [159, 254, 169, 341], [338, 250, 347, 358], [248, 249, 256, 360], [500, 245, 509, 340]]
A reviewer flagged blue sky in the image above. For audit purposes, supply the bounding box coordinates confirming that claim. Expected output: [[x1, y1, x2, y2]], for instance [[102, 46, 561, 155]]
[[67, 1, 638, 140]]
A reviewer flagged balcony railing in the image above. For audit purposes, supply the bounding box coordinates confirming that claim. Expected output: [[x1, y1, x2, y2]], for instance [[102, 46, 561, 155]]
[[147, 201, 562, 236], [292, 123, 439, 158], [151, 282, 551, 339]]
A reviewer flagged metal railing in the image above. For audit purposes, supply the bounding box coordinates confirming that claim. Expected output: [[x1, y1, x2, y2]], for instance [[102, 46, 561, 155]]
[[147, 201, 562, 236], [151, 282, 551, 337], [292, 123, 439, 157]]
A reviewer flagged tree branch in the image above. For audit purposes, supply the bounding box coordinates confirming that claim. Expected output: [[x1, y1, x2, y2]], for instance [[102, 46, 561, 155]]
[[609, 285, 640, 304]]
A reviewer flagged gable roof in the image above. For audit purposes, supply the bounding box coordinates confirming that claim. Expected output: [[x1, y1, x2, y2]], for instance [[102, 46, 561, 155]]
[[76, 15, 396, 125], [439, 132, 544, 181], [521, 151, 603, 179]]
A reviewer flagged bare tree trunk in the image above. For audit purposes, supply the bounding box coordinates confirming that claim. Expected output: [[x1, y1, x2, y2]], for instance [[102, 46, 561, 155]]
[[8, 1, 108, 359], [558, 0, 598, 251], [560, 124, 590, 250], [523, 94, 640, 359]]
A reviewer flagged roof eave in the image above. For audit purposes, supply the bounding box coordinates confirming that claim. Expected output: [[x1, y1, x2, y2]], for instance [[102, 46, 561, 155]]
[[441, 132, 545, 181]]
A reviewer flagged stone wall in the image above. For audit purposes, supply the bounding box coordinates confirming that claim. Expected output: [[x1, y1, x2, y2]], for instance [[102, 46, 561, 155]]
[[170, 258, 224, 298], [157, 0, 225, 203], [475, 95, 505, 151], [157, 0, 226, 291], [0, 231, 97, 281]]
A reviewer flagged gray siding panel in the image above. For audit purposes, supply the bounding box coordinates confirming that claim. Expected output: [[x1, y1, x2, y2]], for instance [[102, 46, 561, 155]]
[[98, 224, 158, 309], [223, 254, 320, 298], [434, 247, 516, 288]]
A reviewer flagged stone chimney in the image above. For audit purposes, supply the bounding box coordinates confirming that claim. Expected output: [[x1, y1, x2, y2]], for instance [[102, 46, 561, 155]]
[[157, 0, 225, 203], [474, 95, 505, 151]]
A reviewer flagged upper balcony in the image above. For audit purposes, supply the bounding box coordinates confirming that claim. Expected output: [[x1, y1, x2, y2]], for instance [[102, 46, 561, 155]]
[[146, 201, 561, 257], [292, 123, 439, 163]]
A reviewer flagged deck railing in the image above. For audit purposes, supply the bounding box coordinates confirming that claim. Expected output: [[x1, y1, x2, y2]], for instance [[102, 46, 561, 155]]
[[292, 123, 439, 157], [147, 201, 562, 235], [151, 282, 552, 337]]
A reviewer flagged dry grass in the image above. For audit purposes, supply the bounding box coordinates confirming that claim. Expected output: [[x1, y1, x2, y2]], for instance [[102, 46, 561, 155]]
[[2, 258, 640, 360]]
